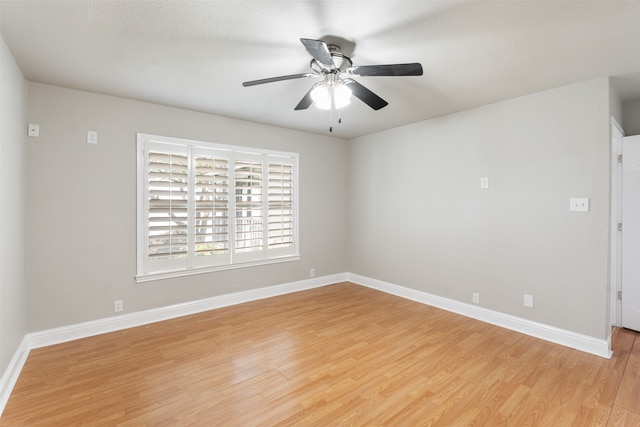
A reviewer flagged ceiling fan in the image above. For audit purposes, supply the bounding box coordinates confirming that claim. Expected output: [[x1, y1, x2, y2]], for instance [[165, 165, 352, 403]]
[[242, 38, 423, 130]]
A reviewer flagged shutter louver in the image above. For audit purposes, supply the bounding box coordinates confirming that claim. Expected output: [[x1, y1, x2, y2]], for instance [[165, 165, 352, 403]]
[[268, 162, 294, 249], [148, 151, 189, 259], [194, 155, 229, 256], [235, 160, 263, 253]]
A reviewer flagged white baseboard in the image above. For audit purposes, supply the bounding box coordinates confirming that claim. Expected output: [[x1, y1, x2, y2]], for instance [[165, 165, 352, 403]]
[[1, 270, 612, 416], [0, 336, 29, 416], [347, 273, 612, 359], [28, 273, 348, 350]]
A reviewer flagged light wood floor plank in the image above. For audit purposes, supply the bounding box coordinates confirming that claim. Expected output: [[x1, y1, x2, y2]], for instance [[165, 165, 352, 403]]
[[612, 330, 640, 415], [1, 282, 638, 426]]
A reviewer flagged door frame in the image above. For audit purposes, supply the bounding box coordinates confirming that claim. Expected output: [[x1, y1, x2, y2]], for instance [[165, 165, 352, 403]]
[[610, 116, 624, 327]]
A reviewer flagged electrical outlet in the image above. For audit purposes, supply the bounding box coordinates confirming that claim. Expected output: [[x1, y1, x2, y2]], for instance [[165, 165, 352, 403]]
[[28, 123, 40, 137], [310, 268, 315, 278], [114, 300, 123, 312], [472, 293, 480, 304]]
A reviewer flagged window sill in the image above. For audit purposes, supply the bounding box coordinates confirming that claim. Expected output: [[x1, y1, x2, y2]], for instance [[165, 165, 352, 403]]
[[136, 255, 301, 283]]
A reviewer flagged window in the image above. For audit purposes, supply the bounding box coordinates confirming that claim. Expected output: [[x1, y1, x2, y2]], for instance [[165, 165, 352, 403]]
[[137, 133, 299, 282]]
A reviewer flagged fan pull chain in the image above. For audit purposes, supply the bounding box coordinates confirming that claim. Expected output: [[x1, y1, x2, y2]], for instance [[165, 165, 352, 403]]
[[328, 108, 344, 132], [329, 110, 344, 132], [329, 84, 335, 132], [329, 105, 333, 132]]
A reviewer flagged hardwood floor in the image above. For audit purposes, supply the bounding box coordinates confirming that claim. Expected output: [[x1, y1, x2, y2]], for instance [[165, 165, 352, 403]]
[[1, 282, 639, 426]]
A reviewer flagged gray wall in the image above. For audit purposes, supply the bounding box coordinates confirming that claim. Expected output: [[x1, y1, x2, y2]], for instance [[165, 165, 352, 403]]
[[26, 83, 348, 331], [609, 79, 623, 126], [347, 79, 611, 339], [623, 100, 640, 135], [0, 37, 27, 374], [16, 75, 617, 342]]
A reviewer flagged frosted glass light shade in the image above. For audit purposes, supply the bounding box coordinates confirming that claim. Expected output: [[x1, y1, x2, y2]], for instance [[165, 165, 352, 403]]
[[333, 83, 352, 108], [311, 81, 352, 110]]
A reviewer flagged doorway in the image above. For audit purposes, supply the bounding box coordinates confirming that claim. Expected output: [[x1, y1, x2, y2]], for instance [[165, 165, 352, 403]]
[[621, 134, 640, 331], [612, 116, 640, 333]]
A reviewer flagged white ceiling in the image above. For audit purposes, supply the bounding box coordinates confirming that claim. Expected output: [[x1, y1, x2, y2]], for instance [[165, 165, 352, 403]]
[[2, 0, 640, 139]]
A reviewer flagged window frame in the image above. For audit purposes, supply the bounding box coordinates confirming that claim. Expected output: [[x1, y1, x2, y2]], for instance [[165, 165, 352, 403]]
[[136, 133, 299, 283]]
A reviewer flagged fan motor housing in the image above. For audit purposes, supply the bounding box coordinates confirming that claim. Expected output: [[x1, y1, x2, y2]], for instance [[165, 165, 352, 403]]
[[310, 46, 353, 74]]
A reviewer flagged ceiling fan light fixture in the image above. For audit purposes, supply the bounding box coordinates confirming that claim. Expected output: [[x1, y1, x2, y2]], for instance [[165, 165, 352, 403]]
[[310, 80, 352, 110], [242, 37, 423, 127]]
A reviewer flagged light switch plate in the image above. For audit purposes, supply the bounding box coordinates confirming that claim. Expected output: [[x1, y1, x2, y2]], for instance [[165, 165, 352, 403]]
[[480, 177, 489, 189], [87, 131, 98, 144], [569, 198, 589, 212]]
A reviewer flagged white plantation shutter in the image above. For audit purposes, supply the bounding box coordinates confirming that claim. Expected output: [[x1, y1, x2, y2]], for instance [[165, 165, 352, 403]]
[[192, 153, 230, 267], [234, 160, 264, 254], [147, 147, 189, 271], [268, 162, 294, 249], [137, 134, 298, 280]]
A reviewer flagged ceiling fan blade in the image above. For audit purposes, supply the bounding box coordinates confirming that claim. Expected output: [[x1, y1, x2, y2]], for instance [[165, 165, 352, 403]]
[[242, 73, 315, 87], [294, 87, 314, 110], [348, 63, 423, 77], [300, 38, 335, 68], [344, 79, 388, 110]]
